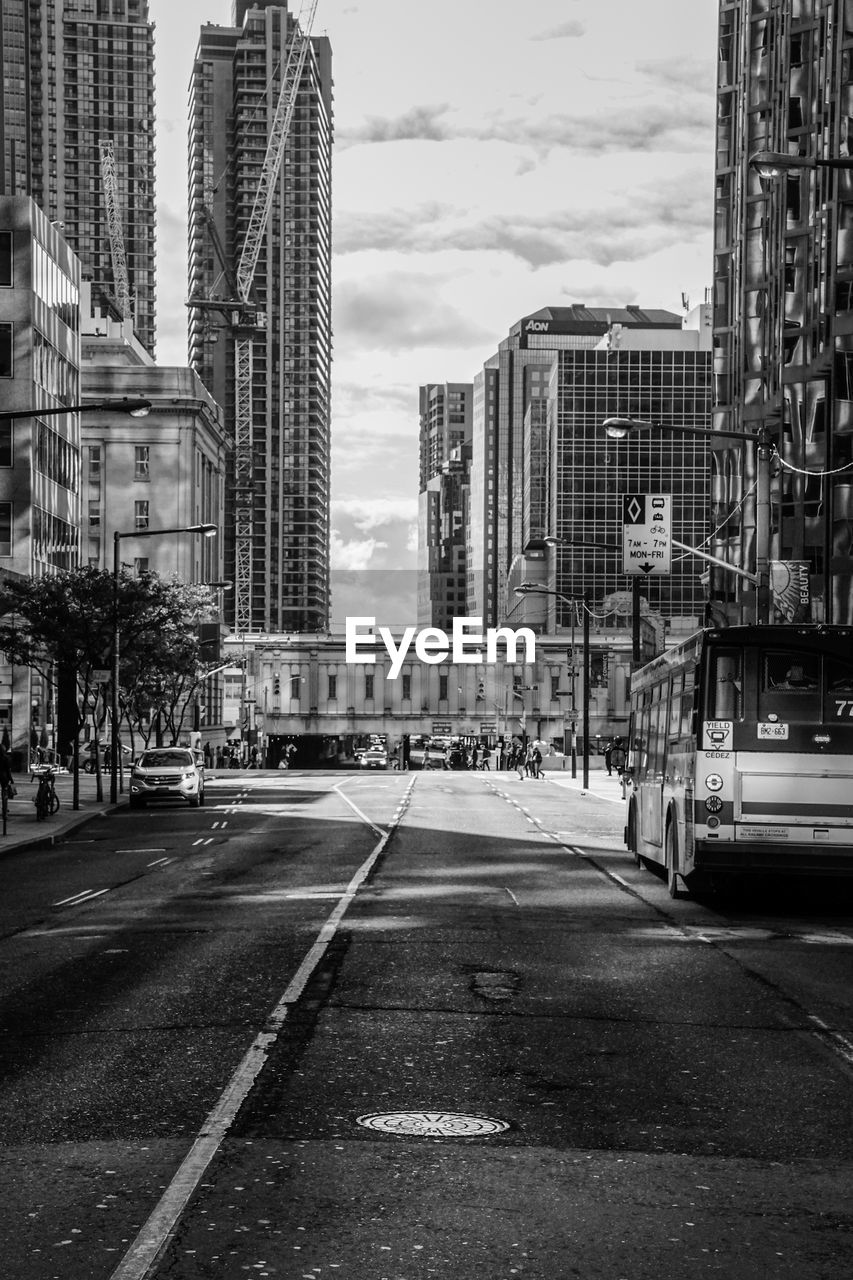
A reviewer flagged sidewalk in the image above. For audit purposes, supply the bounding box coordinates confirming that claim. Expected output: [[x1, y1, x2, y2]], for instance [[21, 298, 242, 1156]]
[[540, 760, 627, 805], [0, 767, 119, 855]]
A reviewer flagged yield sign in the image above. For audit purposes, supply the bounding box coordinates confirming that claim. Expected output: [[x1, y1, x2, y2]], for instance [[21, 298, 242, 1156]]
[[622, 493, 671, 576]]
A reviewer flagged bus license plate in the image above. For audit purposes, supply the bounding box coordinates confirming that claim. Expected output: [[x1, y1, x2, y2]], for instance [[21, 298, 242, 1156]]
[[757, 722, 789, 740]]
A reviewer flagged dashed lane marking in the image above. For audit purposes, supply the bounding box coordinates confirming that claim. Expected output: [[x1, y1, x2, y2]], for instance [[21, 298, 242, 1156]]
[[53, 887, 110, 909], [108, 774, 416, 1280]]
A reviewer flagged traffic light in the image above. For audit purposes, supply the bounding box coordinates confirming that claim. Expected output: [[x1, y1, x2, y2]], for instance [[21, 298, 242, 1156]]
[[273, 674, 281, 696], [477, 680, 485, 700]]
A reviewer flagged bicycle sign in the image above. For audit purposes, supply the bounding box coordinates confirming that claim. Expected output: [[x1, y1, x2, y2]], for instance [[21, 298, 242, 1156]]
[[622, 493, 671, 576]]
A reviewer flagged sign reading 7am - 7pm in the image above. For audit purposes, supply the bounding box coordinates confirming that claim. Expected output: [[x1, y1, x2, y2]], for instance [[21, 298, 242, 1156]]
[[622, 494, 671, 576]]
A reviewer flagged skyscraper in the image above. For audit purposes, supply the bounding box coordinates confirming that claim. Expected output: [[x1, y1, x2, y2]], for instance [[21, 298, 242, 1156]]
[[714, 0, 853, 624], [468, 305, 704, 628], [188, 2, 333, 635], [0, 0, 157, 355], [417, 383, 472, 627]]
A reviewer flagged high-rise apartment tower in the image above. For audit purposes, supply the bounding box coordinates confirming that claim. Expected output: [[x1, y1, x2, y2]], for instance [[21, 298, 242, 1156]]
[[188, 2, 333, 634], [0, 0, 157, 355]]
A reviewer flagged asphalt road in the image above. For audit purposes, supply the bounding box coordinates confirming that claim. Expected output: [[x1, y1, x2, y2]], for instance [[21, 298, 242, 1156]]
[[1, 770, 853, 1278]]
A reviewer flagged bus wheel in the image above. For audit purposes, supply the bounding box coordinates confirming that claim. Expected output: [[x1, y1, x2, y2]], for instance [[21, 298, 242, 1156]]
[[665, 820, 683, 899]]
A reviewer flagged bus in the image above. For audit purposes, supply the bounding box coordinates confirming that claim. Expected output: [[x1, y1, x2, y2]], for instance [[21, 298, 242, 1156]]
[[624, 624, 853, 898]]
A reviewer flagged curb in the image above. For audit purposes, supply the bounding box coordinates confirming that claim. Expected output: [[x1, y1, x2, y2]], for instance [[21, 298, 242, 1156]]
[[0, 800, 123, 856]]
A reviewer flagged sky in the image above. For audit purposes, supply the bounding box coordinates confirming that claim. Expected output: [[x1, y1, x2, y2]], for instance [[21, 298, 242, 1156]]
[[147, 0, 719, 617]]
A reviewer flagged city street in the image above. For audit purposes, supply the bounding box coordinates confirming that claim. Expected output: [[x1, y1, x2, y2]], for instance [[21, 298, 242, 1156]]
[[1, 769, 853, 1278]]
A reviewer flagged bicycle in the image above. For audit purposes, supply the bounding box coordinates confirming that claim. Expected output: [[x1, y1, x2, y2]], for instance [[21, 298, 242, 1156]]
[[34, 768, 60, 821]]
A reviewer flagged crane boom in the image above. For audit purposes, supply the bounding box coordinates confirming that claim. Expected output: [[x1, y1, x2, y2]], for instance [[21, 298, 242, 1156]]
[[98, 140, 132, 322]]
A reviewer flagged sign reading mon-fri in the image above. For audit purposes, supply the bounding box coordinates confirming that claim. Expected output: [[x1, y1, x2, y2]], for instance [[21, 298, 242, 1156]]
[[622, 493, 671, 576]]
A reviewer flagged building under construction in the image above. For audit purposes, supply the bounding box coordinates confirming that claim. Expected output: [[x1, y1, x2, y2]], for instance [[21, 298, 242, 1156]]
[[188, 1, 333, 635]]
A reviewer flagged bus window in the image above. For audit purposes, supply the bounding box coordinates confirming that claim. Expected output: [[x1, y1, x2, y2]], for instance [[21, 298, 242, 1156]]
[[827, 658, 853, 692], [759, 650, 820, 720], [668, 671, 684, 736], [708, 649, 743, 720]]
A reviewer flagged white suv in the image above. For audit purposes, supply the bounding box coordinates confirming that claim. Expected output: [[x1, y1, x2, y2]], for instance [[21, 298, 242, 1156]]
[[129, 748, 205, 809]]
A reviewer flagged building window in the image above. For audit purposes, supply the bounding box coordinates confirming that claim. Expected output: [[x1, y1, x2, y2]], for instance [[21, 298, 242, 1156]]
[[134, 557, 149, 575], [0, 503, 11, 555], [439, 673, 448, 700], [365, 673, 374, 700], [0, 233, 11, 287], [88, 501, 100, 529], [134, 445, 149, 480], [328, 673, 337, 699], [0, 323, 11, 378], [88, 445, 101, 480], [402, 673, 411, 700], [0, 422, 10, 468], [134, 500, 149, 530]]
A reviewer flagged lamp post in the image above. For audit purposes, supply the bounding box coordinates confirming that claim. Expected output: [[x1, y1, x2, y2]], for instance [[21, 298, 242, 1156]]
[[515, 583, 590, 789], [111, 523, 218, 804], [601, 416, 775, 624], [0, 398, 152, 422]]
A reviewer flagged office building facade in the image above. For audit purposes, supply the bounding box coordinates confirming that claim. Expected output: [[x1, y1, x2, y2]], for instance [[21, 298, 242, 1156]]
[[468, 305, 705, 629], [714, 0, 853, 623], [0, 0, 157, 356], [188, 3, 333, 635], [0, 195, 81, 759]]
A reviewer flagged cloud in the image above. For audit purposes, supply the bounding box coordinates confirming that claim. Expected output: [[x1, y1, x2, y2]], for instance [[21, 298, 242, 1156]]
[[333, 497, 419, 531], [333, 273, 495, 351], [330, 530, 387, 571], [338, 104, 452, 147], [335, 181, 710, 271], [530, 20, 585, 40], [636, 56, 716, 96]]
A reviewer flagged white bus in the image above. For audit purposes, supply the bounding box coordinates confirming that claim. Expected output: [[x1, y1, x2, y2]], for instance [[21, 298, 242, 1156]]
[[624, 624, 853, 898]]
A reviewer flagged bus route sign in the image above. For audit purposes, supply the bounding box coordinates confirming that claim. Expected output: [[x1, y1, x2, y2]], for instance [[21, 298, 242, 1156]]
[[622, 493, 671, 576]]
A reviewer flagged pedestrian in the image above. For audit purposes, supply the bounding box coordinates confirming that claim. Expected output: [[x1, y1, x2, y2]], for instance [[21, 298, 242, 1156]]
[[472, 743, 481, 770], [611, 736, 626, 776], [402, 734, 411, 771], [516, 745, 526, 780], [423, 743, 432, 770], [481, 744, 491, 771], [603, 736, 615, 775], [0, 742, 14, 800], [204, 741, 213, 768], [531, 743, 542, 779]]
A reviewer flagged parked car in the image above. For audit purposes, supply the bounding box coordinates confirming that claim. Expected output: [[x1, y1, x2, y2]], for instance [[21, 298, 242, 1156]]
[[129, 747, 205, 809], [360, 745, 388, 770]]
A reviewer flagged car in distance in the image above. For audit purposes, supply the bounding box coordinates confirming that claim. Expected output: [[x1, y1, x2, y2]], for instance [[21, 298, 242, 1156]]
[[360, 745, 388, 770], [129, 747, 205, 809]]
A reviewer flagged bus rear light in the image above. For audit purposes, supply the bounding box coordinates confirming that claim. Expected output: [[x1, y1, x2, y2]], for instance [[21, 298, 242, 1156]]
[[705, 795, 723, 813], [706, 816, 721, 829], [705, 774, 723, 792]]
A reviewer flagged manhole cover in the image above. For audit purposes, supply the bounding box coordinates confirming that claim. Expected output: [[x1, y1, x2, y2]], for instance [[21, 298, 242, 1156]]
[[356, 1110, 508, 1138]]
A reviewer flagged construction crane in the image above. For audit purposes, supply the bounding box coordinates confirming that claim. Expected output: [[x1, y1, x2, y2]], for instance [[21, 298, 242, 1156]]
[[98, 139, 133, 322], [189, 0, 319, 634]]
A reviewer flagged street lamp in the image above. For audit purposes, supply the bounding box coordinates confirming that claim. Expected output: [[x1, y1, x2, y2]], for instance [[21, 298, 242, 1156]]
[[749, 151, 853, 179], [600, 416, 775, 624], [0, 397, 152, 420], [111, 522, 218, 803], [516, 582, 591, 789]]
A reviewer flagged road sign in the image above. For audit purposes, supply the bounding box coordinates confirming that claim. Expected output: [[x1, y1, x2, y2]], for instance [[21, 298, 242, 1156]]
[[431, 721, 452, 734], [479, 722, 497, 734], [622, 493, 671, 576]]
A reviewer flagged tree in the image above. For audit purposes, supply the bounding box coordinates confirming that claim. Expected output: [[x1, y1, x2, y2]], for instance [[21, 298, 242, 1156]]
[[0, 568, 216, 803]]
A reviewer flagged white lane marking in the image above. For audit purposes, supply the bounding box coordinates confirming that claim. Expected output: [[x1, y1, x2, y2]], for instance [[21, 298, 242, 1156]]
[[332, 780, 387, 839], [211, 821, 220, 829], [52, 888, 110, 908], [109, 775, 416, 1280], [504, 887, 519, 906], [146, 858, 171, 869], [807, 1015, 853, 1068], [285, 892, 345, 900], [116, 848, 166, 855], [191, 838, 204, 847], [220, 820, 228, 828]]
